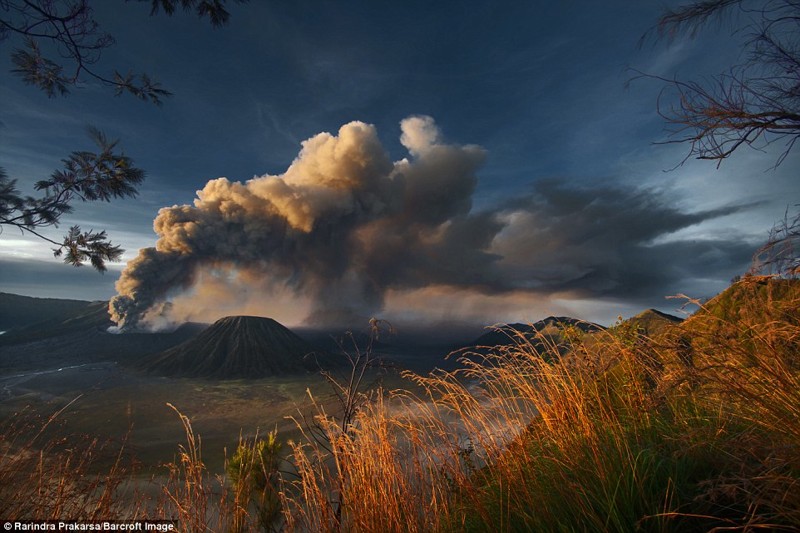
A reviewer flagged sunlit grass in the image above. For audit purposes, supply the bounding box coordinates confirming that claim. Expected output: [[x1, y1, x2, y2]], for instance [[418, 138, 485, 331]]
[[281, 276, 800, 531]]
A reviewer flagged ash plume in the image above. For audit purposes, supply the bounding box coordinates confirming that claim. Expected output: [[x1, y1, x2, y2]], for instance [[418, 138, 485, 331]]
[[110, 116, 488, 330], [110, 115, 752, 331]]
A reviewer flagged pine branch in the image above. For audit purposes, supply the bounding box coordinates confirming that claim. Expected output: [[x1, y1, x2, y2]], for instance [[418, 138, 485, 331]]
[[0, 130, 144, 271]]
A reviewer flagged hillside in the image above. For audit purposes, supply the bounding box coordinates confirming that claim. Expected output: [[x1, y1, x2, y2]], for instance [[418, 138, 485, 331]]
[[0, 300, 112, 346], [140, 315, 325, 379], [0, 293, 95, 332], [0, 293, 206, 372], [623, 308, 682, 337], [0, 321, 206, 372], [471, 316, 605, 347], [275, 276, 800, 531], [685, 275, 800, 328]]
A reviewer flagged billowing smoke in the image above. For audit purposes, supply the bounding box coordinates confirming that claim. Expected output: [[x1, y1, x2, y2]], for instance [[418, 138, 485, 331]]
[[110, 116, 491, 329], [110, 115, 753, 331]]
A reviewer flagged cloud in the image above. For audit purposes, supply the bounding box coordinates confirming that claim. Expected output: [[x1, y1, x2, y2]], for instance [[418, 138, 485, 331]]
[[400, 115, 440, 156], [488, 179, 756, 299], [110, 116, 487, 329], [109, 116, 757, 331], [0, 257, 119, 301]]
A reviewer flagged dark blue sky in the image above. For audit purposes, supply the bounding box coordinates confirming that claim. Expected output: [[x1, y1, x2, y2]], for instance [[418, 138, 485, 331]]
[[1, 1, 797, 327]]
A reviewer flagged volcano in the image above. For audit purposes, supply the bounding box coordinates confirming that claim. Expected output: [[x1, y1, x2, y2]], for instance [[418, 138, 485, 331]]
[[140, 316, 323, 379]]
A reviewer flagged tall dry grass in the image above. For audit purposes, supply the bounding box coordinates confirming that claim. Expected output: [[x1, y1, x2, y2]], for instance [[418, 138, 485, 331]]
[[670, 276, 800, 526], [281, 326, 682, 531], [0, 401, 283, 532], [0, 397, 142, 521], [280, 277, 800, 531]]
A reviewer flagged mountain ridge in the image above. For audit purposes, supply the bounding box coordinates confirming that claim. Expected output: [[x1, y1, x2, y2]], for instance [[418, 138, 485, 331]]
[[0, 292, 96, 332], [471, 316, 605, 347]]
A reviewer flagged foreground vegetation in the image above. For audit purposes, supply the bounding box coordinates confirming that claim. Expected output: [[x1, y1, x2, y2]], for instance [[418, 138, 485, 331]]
[[1, 276, 798, 531]]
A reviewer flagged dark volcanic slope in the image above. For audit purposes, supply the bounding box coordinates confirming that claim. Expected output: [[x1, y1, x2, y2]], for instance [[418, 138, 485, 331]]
[[140, 316, 322, 379], [0, 321, 205, 373], [0, 300, 112, 345], [0, 292, 95, 332], [472, 316, 605, 347]]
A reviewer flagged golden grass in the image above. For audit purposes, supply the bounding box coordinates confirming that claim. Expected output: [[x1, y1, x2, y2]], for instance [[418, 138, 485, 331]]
[[0, 403, 281, 532], [279, 276, 800, 531]]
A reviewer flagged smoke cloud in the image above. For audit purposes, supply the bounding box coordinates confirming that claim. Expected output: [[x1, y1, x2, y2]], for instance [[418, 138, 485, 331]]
[[110, 116, 488, 329], [110, 116, 753, 331]]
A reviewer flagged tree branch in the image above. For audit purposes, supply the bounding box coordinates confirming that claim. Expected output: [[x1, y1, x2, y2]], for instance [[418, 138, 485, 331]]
[[0, 130, 144, 271]]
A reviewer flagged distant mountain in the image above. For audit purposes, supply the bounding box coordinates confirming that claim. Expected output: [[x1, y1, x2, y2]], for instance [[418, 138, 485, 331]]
[[294, 327, 389, 354], [471, 316, 605, 347], [140, 316, 326, 379], [0, 293, 207, 372], [0, 292, 95, 332], [0, 320, 206, 372], [0, 300, 112, 345]]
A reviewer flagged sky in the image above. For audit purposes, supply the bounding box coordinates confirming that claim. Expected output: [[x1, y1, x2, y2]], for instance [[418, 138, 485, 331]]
[[1, 0, 798, 331]]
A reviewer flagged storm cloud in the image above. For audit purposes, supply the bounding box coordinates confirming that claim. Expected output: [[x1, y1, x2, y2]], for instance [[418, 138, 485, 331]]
[[110, 116, 755, 330], [489, 180, 755, 299]]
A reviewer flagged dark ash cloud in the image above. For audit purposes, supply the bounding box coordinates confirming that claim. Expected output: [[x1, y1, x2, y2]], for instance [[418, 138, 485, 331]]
[[489, 179, 757, 299], [109, 117, 758, 330]]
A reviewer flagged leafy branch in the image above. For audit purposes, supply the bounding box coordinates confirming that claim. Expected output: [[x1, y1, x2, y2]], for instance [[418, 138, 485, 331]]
[[0, 128, 145, 271], [1, 0, 246, 103], [131, 0, 246, 28]]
